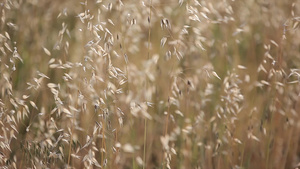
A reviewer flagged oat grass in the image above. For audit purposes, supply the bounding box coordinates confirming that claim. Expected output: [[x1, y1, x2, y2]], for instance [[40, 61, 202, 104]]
[[1, 0, 300, 169]]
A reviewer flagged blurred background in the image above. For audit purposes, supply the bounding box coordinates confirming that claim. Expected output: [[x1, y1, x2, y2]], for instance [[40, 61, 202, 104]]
[[1, 0, 300, 168]]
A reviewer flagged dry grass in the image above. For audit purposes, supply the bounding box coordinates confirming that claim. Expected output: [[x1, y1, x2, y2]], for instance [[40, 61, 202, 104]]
[[1, 0, 300, 168]]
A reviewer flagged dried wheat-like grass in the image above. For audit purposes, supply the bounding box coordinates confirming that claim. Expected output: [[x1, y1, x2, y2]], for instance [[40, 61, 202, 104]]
[[0, 0, 300, 168]]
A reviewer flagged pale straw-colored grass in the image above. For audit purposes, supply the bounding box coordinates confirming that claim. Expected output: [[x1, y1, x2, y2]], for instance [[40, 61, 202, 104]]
[[0, 0, 300, 168]]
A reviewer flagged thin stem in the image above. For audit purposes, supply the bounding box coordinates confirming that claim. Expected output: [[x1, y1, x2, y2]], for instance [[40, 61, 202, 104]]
[[101, 117, 106, 167], [143, 1, 153, 169], [147, 0, 152, 60], [240, 139, 247, 167], [164, 101, 170, 136], [67, 120, 73, 168], [162, 100, 170, 169], [143, 119, 147, 169]]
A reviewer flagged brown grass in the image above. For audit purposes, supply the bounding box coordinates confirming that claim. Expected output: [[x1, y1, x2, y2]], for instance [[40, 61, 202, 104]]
[[1, 0, 300, 168]]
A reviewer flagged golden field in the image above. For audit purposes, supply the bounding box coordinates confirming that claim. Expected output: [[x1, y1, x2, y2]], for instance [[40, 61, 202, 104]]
[[1, 0, 300, 168]]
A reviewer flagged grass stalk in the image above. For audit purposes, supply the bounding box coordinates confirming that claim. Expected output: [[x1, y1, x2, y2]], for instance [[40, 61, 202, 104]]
[[143, 119, 148, 169], [143, 1, 153, 169], [67, 120, 73, 168]]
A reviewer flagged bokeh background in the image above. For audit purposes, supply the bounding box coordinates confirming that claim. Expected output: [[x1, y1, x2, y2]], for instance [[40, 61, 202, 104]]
[[1, 0, 300, 168]]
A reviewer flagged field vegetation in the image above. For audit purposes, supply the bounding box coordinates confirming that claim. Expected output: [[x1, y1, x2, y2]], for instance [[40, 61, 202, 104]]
[[1, 0, 300, 168]]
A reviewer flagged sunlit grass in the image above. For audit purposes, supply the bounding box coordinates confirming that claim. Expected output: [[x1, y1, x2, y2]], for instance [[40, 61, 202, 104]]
[[0, 0, 300, 168]]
